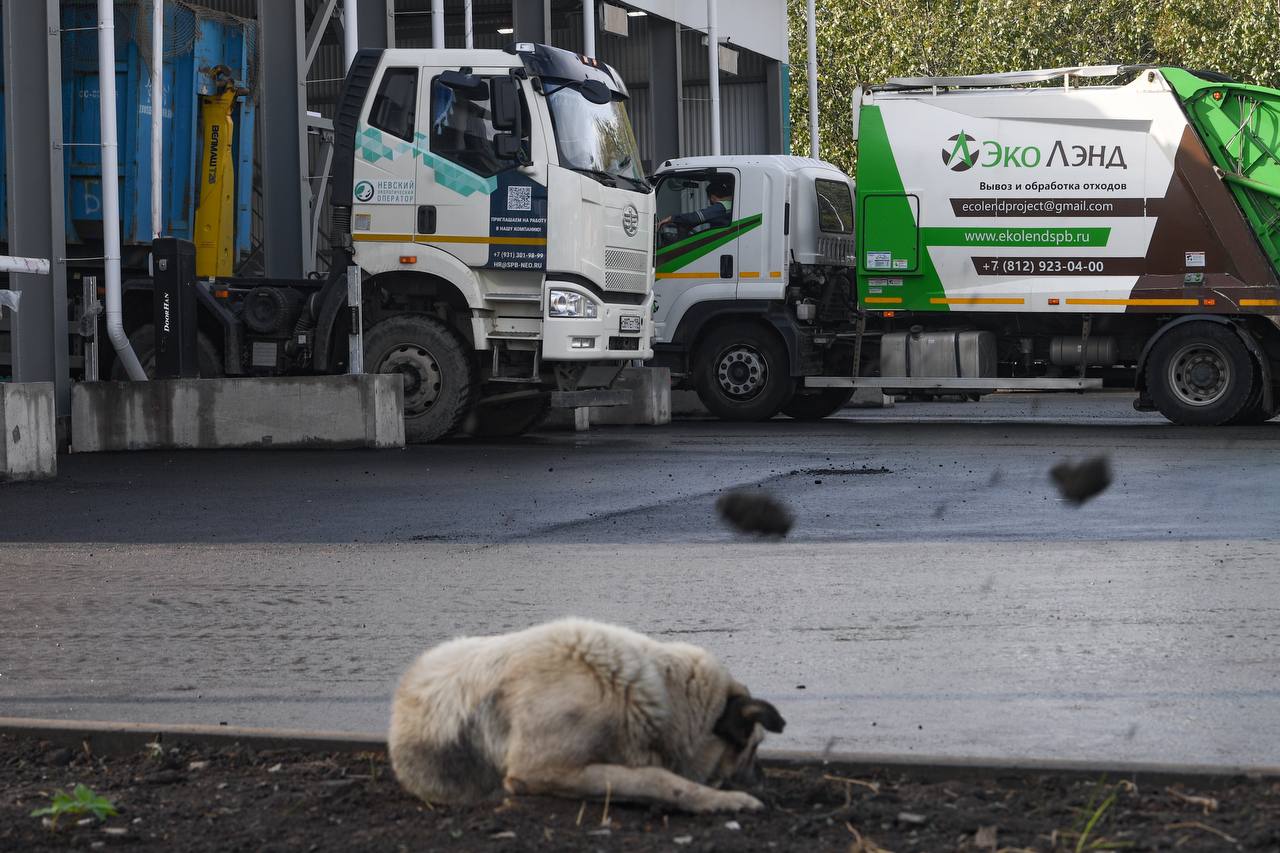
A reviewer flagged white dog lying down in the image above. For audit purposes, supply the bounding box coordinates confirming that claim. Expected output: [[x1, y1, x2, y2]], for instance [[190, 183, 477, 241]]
[[388, 618, 785, 813]]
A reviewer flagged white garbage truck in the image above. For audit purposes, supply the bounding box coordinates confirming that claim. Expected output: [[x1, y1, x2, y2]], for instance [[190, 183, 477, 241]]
[[116, 42, 655, 441], [802, 65, 1280, 426], [649, 156, 858, 420]]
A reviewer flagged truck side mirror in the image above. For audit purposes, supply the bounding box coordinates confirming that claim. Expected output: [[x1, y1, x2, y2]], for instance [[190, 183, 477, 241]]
[[490, 77, 521, 131], [491, 77, 531, 167], [494, 132, 529, 165]]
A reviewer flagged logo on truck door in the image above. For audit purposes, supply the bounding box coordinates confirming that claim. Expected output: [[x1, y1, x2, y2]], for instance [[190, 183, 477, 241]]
[[942, 132, 979, 172]]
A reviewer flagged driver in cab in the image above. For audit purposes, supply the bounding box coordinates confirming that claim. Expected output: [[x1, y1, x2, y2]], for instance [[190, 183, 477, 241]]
[[658, 178, 733, 232]]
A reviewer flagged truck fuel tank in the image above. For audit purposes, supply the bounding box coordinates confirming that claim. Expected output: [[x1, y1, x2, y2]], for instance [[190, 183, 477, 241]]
[[881, 329, 996, 378]]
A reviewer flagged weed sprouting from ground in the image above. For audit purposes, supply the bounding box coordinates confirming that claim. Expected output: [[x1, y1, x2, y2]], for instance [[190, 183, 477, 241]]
[[30, 783, 119, 828]]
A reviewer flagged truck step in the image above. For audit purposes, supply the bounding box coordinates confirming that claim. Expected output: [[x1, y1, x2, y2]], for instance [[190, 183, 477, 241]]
[[804, 376, 1104, 392], [486, 330, 541, 339]]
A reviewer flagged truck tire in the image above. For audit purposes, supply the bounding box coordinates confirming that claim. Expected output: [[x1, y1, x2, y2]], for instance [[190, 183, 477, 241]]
[[781, 388, 854, 421], [364, 315, 475, 442], [1146, 322, 1254, 426], [693, 322, 794, 421], [1225, 373, 1279, 425], [465, 393, 551, 438], [109, 323, 223, 379]]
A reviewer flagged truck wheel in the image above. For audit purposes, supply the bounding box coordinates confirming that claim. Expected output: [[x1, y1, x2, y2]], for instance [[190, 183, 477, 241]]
[[1146, 323, 1254, 426], [465, 394, 551, 438], [1225, 373, 1278, 425], [364, 315, 475, 442], [781, 388, 854, 421], [109, 323, 223, 379], [693, 322, 794, 421]]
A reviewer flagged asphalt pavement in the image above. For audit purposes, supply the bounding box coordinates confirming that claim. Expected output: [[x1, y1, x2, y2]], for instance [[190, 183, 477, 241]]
[[2, 393, 1278, 767]]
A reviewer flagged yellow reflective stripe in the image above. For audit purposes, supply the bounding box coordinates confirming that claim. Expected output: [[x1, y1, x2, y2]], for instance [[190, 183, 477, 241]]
[[1240, 298, 1280, 307], [740, 271, 761, 278], [1065, 298, 1200, 306], [930, 297, 1024, 305], [769, 271, 782, 278], [353, 232, 547, 246], [864, 296, 903, 304]]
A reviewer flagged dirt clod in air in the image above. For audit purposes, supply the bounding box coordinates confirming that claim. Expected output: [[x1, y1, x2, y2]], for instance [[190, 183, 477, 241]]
[[716, 490, 794, 537], [1049, 456, 1112, 505]]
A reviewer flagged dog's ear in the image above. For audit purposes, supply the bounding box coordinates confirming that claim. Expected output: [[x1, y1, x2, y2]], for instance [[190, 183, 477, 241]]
[[742, 698, 786, 733], [715, 696, 786, 747]]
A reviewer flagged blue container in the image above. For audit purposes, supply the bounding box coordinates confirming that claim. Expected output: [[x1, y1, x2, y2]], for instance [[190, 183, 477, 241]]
[[0, 1, 256, 267]]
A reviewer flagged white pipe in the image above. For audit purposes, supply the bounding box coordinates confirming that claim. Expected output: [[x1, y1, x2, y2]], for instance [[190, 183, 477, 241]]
[[151, 0, 162, 238], [583, 0, 594, 57], [706, 0, 720, 155], [99, 0, 147, 380], [344, 0, 359, 72], [0, 256, 51, 275], [464, 0, 473, 48], [805, 0, 819, 159], [432, 0, 444, 48]]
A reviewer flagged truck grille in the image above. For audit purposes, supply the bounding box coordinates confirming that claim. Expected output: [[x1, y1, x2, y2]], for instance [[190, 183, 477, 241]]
[[603, 247, 649, 294], [817, 235, 855, 265]]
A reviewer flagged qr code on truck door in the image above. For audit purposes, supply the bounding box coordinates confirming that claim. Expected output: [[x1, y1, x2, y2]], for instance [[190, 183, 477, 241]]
[[507, 186, 532, 211]]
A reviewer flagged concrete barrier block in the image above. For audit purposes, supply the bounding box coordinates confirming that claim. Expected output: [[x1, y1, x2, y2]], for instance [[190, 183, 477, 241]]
[[546, 367, 672, 430], [72, 375, 404, 452], [0, 382, 57, 480], [587, 367, 671, 426]]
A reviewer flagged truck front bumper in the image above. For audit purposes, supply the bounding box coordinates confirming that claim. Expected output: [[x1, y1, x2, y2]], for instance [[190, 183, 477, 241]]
[[541, 281, 654, 362]]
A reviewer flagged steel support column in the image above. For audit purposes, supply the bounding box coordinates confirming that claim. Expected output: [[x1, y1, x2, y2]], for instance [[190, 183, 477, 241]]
[[356, 0, 392, 49], [258, 0, 311, 278], [764, 59, 786, 155], [513, 0, 548, 44], [646, 16, 682, 168], [2, 0, 69, 412]]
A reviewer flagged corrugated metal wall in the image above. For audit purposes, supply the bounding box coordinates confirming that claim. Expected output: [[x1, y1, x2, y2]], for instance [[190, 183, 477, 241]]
[[680, 83, 768, 157]]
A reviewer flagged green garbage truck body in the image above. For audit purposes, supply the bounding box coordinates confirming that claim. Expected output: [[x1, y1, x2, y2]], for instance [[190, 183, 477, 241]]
[[832, 65, 1280, 424]]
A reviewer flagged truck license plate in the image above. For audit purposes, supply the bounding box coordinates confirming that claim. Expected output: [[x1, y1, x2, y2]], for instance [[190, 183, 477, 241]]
[[619, 315, 642, 333]]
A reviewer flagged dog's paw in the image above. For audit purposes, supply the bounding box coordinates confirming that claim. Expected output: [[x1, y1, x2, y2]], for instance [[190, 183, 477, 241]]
[[703, 790, 765, 812]]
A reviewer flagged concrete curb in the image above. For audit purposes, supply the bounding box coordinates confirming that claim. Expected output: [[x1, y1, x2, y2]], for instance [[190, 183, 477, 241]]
[[4, 717, 1277, 785]]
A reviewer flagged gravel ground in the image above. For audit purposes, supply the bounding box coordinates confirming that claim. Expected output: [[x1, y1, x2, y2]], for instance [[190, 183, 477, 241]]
[[3, 733, 1277, 852]]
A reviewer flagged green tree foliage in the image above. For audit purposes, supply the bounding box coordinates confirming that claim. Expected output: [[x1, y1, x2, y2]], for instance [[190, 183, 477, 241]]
[[788, 0, 1280, 172]]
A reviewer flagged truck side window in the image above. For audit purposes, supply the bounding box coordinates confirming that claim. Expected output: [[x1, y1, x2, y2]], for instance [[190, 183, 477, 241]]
[[816, 179, 854, 234], [369, 68, 418, 141], [654, 173, 734, 246], [430, 76, 525, 178]]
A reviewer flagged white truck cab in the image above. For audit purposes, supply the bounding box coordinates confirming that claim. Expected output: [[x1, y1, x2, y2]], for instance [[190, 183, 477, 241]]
[[327, 42, 654, 439], [649, 156, 856, 420]]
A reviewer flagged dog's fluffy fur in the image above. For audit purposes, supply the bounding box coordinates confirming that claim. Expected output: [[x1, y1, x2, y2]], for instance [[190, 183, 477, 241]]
[[388, 618, 785, 813]]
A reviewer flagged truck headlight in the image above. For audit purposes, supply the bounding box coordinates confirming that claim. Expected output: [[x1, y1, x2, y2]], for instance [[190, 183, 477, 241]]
[[548, 289, 598, 319]]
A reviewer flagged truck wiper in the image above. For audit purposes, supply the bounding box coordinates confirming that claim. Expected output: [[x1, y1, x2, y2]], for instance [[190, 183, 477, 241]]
[[569, 166, 619, 187]]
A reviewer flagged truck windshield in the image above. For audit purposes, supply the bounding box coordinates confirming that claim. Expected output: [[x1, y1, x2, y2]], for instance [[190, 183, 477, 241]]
[[545, 83, 648, 191]]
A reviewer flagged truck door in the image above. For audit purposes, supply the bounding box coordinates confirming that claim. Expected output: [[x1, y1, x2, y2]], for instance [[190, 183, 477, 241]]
[[352, 65, 421, 241], [652, 169, 742, 338], [735, 167, 780, 299], [416, 67, 545, 271]]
